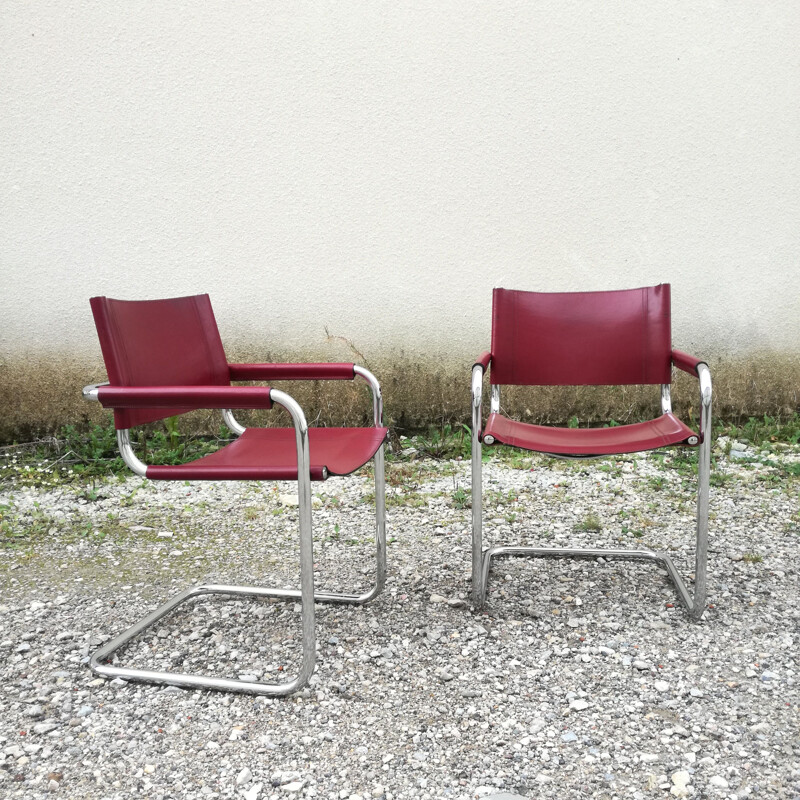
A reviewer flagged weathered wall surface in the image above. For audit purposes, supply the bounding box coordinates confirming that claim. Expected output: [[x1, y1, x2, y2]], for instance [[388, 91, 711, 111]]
[[1, 2, 798, 438]]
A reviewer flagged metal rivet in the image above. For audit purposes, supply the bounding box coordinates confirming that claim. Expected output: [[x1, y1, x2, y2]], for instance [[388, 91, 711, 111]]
[[483, 435, 495, 445], [687, 436, 698, 445]]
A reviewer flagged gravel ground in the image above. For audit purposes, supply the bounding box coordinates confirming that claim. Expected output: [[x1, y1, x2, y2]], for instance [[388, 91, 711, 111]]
[[1, 437, 798, 800]]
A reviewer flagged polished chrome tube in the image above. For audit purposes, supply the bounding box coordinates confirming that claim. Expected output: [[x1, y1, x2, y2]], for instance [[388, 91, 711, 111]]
[[480, 545, 697, 612], [221, 409, 246, 436], [269, 389, 316, 690], [490, 385, 501, 414], [82, 382, 108, 401], [116, 430, 147, 477], [691, 362, 712, 621], [471, 364, 484, 603], [354, 365, 383, 426], [660, 384, 672, 414]]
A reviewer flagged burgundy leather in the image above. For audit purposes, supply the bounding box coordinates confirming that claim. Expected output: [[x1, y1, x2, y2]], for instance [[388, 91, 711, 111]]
[[147, 426, 388, 482], [672, 349, 704, 376], [490, 285, 672, 386], [229, 363, 355, 381], [473, 352, 492, 371], [483, 412, 698, 456], [91, 295, 230, 429], [97, 385, 272, 410]]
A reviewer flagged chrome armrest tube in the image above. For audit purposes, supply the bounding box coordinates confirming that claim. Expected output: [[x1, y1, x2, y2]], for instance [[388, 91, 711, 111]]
[[224, 366, 382, 431], [82, 382, 108, 401], [354, 365, 383, 427], [471, 364, 483, 409], [697, 363, 712, 439]]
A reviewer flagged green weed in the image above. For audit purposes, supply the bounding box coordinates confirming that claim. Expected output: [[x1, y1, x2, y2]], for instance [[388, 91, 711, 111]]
[[575, 513, 602, 532], [452, 487, 470, 509]]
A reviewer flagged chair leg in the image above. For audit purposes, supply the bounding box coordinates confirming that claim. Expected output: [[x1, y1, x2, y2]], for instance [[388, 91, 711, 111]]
[[471, 404, 485, 606], [473, 444, 710, 621], [689, 417, 711, 621], [307, 442, 386, 605]]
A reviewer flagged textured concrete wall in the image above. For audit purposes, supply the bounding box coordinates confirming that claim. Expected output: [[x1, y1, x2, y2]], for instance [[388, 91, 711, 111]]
[[2, 2, 799, 369]]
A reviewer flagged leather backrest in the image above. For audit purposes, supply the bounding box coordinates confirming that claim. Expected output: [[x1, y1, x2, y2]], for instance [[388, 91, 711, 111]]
[[90, 294, 230, 428], [490, 284, 672, 386]]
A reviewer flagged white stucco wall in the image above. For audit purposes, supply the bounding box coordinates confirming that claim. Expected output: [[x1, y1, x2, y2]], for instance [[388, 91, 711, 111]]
[[2, 1, 799, 363]]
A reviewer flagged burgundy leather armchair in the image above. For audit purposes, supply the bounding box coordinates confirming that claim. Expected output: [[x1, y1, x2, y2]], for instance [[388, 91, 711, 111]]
[[471, 284, 712, 620], [84, 294, 387, 695]]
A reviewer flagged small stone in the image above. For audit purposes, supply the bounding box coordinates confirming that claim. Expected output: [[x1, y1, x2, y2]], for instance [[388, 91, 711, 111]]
[[237, 767, 253, 785], [709, 776, 728, 788], [561, 731, 578, 742], [243, 784, 263, 800], [429, 594, 447, 604], [143, 764, 155, 774], [278, 494, 299, 507], [26, 705, 44, 718], [569, 698, 589, 711], [633, 660, 651, 671], [670, 770, 691, 797], [655, 680, 669, 692], [33, 722, 58, 735], [283, 781, 304, 793]]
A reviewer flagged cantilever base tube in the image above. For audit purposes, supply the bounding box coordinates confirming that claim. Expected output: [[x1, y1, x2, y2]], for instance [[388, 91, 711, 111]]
[[88, 442, 386, 696], [475, 544, 706, 622]]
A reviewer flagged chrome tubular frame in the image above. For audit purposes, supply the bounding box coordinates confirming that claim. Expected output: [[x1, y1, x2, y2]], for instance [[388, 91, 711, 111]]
[[116, 429, 147, 477], [490, 384, 501, 414], [87, 390, 317, 696], [471, 366, 712, 622], [471, 365, 485, 601], [355, 366, 386, 600], [660, 384, 672, 414], [221, 408, 246, 436], [82, 369, 387, 694]]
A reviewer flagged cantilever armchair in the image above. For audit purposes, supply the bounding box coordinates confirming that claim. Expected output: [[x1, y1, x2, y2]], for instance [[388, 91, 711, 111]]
[[471, 284, 712, 621], [83, 294, 387, 695]]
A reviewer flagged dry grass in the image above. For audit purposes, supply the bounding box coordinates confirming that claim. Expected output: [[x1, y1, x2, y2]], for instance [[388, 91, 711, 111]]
[[1, 350, 798, 443]]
